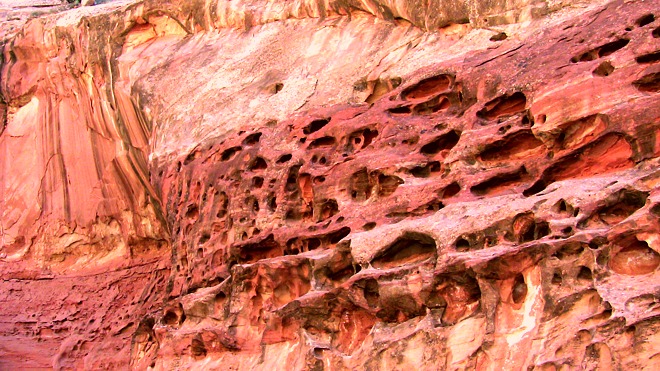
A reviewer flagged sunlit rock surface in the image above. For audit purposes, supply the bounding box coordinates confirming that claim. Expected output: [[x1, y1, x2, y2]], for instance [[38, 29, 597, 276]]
[[1, 0, 659, 369]]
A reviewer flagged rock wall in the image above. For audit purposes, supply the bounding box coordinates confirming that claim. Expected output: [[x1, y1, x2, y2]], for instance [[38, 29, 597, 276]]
[[1, 0, 659, 369]]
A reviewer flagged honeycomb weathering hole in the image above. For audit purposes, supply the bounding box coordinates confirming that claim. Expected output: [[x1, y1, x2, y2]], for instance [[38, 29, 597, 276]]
[[527, 133, 633, 196], [511, 274, 527, 304], [597, 38, 630, 58], [349, 168, 374, 201], [221, 146, 242, 161], [479, 131, 544, 161], [512, 213, 549, 243], [412, 95, 451, 115], [185, 204, 199, 219], [596, 189, 648, 226], [651, 203, 660, 216], [248, 157, 268, 170], [377, 174, 403, 197], [371, 232, 437, 269], [633, 73, 660, 92], [213, 293, 226, 316], [362, 278, 380, 307], [162, 311, 180, 326], [593, 61, 615, 77], [553, 199, 574, 215], [276, 154, 292, 163], [362, 222, 377, 231], [635, 50, 660, 64], [471, 166, 528, 196], [315, 198, 339, 222], [191, 337, 207, 358], [387, 105, 413, 115], [328, 227, 351, 244], [455, 237, 471, 251], [401, 74, 452, 100], [234, 233, 282, 263], [308, 136, 337, 149], [570, 39, 630, 63], [490, 32, 507, 41], [610, 240, 660, 275], [440, 182, 461, 198], [577, 266, 593, 281], [252, 177, 264, 188], [410, 161, 441, 178], [476, 92, 527, 120], [303, 118, 330, 135], [243, 132, 262, 145], [557, 133, 633, 178], [420, 130, 461, 155], [636, 14, 655, 27], [348, 128, 378, 151]]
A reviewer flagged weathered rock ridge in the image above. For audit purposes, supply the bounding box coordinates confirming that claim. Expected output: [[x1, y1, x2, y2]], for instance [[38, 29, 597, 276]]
[[1, 0, 659, 369]]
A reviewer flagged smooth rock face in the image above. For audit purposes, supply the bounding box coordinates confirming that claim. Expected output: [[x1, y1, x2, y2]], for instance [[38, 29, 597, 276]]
[[1, 0, 659, 369]]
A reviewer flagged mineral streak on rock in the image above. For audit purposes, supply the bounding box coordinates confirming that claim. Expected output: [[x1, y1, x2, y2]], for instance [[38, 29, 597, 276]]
[[1, 0, 660, 369]]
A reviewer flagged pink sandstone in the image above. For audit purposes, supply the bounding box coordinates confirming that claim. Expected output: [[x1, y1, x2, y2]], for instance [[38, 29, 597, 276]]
[[0, 0, 659, 369]]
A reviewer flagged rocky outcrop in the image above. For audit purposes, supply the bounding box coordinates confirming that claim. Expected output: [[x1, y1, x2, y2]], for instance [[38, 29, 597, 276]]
[[1, 0, 659, 369]]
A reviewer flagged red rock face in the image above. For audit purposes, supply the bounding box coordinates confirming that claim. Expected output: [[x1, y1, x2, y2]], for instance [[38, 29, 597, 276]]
[[1, 0, 660, 369]]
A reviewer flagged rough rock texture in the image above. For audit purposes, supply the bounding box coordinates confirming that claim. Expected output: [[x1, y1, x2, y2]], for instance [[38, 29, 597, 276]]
[[1, 0, 660, 369]]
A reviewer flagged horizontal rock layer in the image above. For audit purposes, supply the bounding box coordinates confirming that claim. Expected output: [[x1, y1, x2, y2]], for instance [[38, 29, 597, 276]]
[[1, 0, 659, 369]]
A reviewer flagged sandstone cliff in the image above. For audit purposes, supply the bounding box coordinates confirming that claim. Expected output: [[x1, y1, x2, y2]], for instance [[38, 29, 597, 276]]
[[1, 0, 659, 369]]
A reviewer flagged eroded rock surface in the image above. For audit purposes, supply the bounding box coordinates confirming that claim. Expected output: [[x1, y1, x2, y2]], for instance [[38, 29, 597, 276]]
[[1, 0, 659, 369]]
